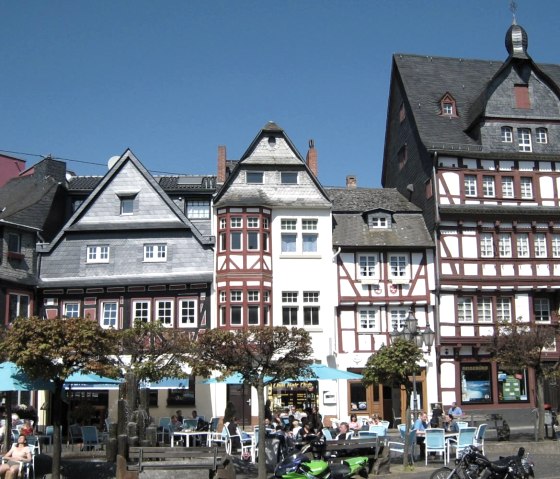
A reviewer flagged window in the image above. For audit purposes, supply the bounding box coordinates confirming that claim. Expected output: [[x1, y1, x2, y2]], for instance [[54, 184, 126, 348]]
[[230, 231, 242, 250], [179, 299, 196, 327], [464, 175, 477, 196], [397, 145, 408, 170], [302, 219, 318, 253], [219, 291, 226, 303], [281, 172, 298, 184], [187, 200, 210, 219], [520, 177, 533, 199], [368, 215, 389, 228], [552, 235, 560, 258], [480, 233, 494, 258], [358, 309, 377, 331], [482, 176, 495, 197], [498, 368, 528, 402], [219, 233, 226, 251], [247, 217, 259, 228], [231, 217, 242, 228], [390, 308, 408, 332], [282, 291, 298, 303], [86, 245, 110, 263], [64, 303, 80, 318], [442, 102, 454, 115], [8, 293, 29, 322], [101, 301, 118, 329], [281, 219, 297, 253], [501, 177, 514, 198], [304, 292, 319, 326], [534, 234, 547, 258], [156, 300, 173, 327], [282, 307, 298, 326], [458, 297, 473, 323], [120, 196, 135, 215], [534, 298, 550, 322], [461, 363, 492, 403], [536, 128, 548, 144], [399, 102, 406, 122], [440, 94, 456, 116], [7, 233, 21, 253], [248, 290, 259, 301], [517, 234, 529, 258], [514, 84, 530, 109], [262, 232, 269, 252], [496, 298, 512, 322], [498, 234, 512, 258], [231, 290, 242, 302], [231, 306, 242, 325], [144, 244, 167, 262], [477, 298, 493, 323], [132, 300, 150, 322], [248, 306, 259, 325], [517, 128, 532, 152], [247, 172, 264, 184], [358, 255, 378, 278], [281, 219, 296, 230], [247, 231, 259, 250], [501, 126, 513, 143], [220, 218, 227, 229], [389, 255, 407, 278]]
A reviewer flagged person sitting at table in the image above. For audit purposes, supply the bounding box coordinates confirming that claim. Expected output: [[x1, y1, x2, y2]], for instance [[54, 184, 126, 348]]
[[348, 414, 361, 432], [295, 423, 315, 443], [20, 420, 33, 437], [448, 402, 463, 418], [413, 412, 429, 459], [430, 403, 443, 428], [444, 414, 460, 433], [170, 414, 182, 431], [368, 414, 381, 426], [176, 410, 184, 423], [335, 422, 352, 440]]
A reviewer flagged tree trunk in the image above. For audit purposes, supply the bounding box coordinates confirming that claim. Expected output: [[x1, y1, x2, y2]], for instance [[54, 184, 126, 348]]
[[535, 372, 545, 441], [51, 379, 64, 479], [256, 378, 267, 479]]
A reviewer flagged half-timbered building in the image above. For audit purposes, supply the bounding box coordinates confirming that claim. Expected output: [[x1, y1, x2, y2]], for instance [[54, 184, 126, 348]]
[[382, 22, 560, 412]]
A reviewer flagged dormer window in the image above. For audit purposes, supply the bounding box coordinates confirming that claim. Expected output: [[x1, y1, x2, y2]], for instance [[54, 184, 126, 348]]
[[536, 128, 548, 144], [501, 126, 513, 143], [439, 93, 457, 117], [367, 213, 390, 229]]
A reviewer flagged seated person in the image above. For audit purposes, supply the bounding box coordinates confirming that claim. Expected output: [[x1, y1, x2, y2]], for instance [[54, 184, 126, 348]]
[[0, 434, 31, 479], [448, 402, 463, 418], [430, 404, 443, 428], [413, 412, 429, 459], [295, 423, 315, 443], [170, 414, 182, 431], [335, 422, 352, 440], [348, 414, 361, 432], [368, 414, 381, 426], [20, 420, 33, 437]]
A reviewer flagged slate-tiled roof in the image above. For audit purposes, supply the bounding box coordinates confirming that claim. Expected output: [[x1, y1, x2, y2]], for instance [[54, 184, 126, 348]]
[[327, 187, 432, 248], [393, 53, 560, 151], [67, 176, 102, 191], [440, 204, 560, 219], [68, 175, 217, 193]]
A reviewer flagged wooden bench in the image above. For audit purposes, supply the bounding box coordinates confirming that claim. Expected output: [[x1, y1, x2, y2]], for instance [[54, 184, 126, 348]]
[[128, 446, 221, 478], [325, 437, 382, 470]]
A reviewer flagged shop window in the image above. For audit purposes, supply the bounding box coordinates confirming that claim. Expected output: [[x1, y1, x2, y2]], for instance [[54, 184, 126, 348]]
[[460, 364, 492, 404], [350, 381, 368, 411], [166, 378, 195, 406], [497, 368, 528, 402]]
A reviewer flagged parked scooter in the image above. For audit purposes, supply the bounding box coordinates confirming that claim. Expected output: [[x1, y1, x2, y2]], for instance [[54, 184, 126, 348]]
[[429, 445, 534, 479]]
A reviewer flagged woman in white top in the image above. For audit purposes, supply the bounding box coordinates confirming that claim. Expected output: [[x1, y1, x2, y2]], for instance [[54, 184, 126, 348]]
[[0, 434, 31, 479]]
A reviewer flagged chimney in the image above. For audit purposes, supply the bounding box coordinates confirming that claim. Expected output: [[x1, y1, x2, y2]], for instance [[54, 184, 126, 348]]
[[346, 175, 357, 189], [217, 145, 227, 183], [306, 139, 318, 177]]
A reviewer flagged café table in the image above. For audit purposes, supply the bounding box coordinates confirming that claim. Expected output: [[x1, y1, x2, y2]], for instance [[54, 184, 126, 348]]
[[171, 429, 211, 447]]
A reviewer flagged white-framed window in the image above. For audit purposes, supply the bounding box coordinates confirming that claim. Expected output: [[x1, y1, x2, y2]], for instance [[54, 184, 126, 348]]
[[281, 219, 297, 253], [219, 306, 226, 326], [219, 233, 226, 251], [480, 233, 494, 258], [482, 176, 495, 197], [477, 298, 493, 323], [518, 128, 532, 152], [144, 244, 167, 262], [498, 234, 512, 258], [8, 293, 29, 322], [368, 214, 389, 228], [390, 308, 408, 332], [281, 219, 297, 230], [7, 233, 21, 253], [552, 234, 560, 258], [247, 231, 259, 250], [389, 255, 408, 278], [248, 290, 260, 302], [358, 308, 377, 332], [501, 177, 514, 198], [536, 127, 548, 144], [156, 300, 174, 327], [179, 299, 197, 327], [304, 291, 319, 303], [86, 245, 110, 263], [520, 177, 533, 199], [302, 219, 318, 231], [263, 217, 269, 229], [230, 231, 242, 250], [64, 302, 80, 318], [358, 255, 378, 278], [246, 171, 264, 184], [248, 305, 259, 325], [231, 305, 242, 325], [132, 300, 150, 323], [220, 218, 227, 229], [220, 291, 227, 303], [464, 175, 477, 196], [282, 306, 298, 326], [501, 126, 513, 142], [304, 306, 319, 326], [101, 301, 118, 329], [534, 233, 547, 258], [281, 172, 298, 184], [231, 217, 242, 228], [231, 290, 242, 302], [517, 234, 529, 258], [282, 291, 298, 303], [302, 233, 318, 253], [534, 298, 550, 322], [458, 297, 473, 323], [187, 200, 210, 219], [120, 196, 135, 215], [496, 298, 512, 322], [247, 217, 259, 228], [442, 102, 454, 115], [264, 290, 270, 302]]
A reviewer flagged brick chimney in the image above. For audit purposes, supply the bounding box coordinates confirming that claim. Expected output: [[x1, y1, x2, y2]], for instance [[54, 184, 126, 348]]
[[346, 175, 357, 189], [217, 145, 227, 183], [306, 139, 318, 177]]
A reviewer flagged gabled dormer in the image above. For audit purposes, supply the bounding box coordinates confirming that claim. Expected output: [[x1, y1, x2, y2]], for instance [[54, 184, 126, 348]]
[[363, 208, 393, 230], [439, 92, 458, 117]]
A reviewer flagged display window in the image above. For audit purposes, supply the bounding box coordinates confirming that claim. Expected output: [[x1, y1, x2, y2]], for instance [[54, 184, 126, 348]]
[[497, 368, 529, 402], [460, 363, 492, 403]]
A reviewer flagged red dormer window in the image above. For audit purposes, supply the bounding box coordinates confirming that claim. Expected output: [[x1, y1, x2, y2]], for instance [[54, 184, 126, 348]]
[[439, 93, 458, 117]]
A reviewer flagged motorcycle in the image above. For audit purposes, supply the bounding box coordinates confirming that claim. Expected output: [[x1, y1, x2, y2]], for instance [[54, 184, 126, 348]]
[[429, 445, 534, 479], [275, 437, 369, 479]]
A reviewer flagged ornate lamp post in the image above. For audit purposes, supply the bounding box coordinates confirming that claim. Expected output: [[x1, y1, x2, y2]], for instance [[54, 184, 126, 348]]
[[390, 309, 435, 414]]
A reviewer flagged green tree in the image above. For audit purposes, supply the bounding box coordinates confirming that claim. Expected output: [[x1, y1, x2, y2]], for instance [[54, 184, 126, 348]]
[[0, 316, 115, 479], [491, 319, 559, 441], [188, 326, 313, 479], [362, 339, 423, 467]]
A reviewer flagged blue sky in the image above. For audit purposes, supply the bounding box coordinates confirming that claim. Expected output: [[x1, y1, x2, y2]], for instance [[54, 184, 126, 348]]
[[1, 1, 559, 187]]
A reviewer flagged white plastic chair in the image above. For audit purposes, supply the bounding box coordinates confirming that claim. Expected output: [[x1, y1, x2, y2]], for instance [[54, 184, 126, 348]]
[[425, 428, 447, 465], [474, 423, 488, 455], [157, 417, 171, 444], [379, 420, 391, 429], [456, 421, 469, 429]]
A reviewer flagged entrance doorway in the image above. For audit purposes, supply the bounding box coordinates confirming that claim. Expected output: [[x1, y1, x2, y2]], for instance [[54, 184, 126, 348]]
[[227, 384, 251, 427]]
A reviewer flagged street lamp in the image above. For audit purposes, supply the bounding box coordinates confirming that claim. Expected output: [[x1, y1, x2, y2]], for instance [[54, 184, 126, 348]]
[[390, 309, 435, 413]]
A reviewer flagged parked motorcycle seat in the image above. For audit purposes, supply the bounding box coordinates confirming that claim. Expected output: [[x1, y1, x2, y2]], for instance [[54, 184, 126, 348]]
[[329, 463, 351, 479]]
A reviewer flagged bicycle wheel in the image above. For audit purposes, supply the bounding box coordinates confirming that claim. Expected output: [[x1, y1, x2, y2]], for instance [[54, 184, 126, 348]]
[[430, 467, 457, 479]]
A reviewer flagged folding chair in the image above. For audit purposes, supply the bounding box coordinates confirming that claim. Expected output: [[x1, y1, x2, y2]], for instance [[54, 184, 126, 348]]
[[425, 428, 447, 465], [81, 426, 102, 451]]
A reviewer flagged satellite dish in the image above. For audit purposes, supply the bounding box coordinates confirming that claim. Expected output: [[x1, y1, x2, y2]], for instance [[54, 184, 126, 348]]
[[108, 155, 120, 169]]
